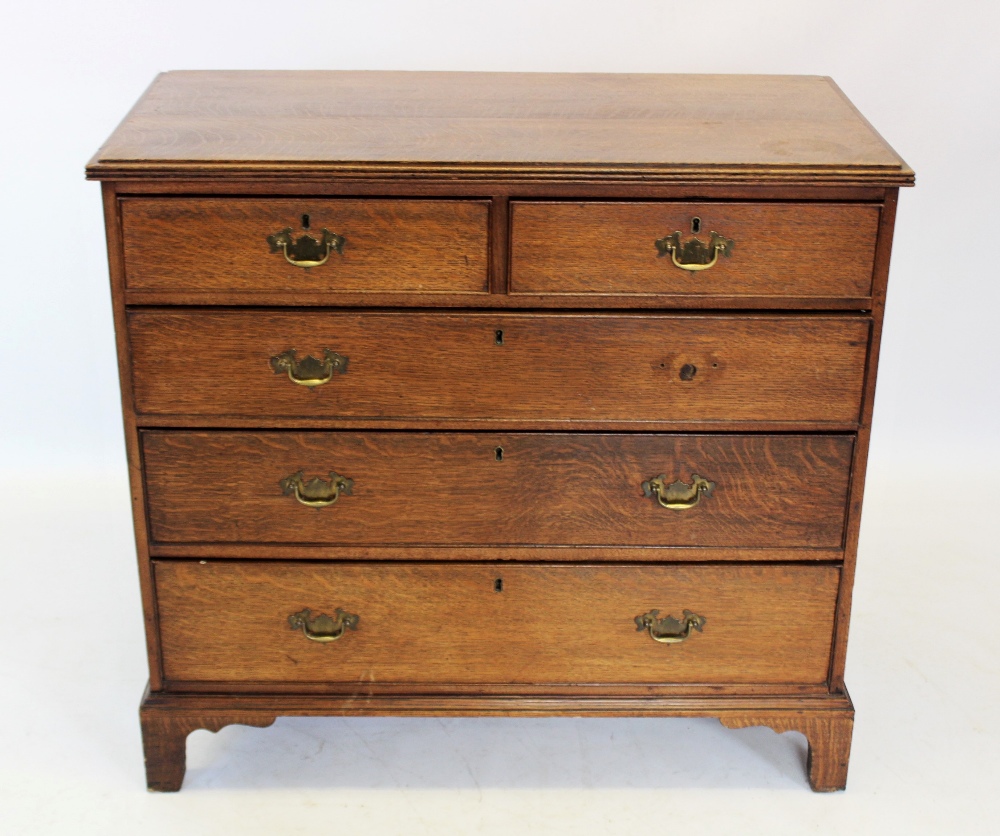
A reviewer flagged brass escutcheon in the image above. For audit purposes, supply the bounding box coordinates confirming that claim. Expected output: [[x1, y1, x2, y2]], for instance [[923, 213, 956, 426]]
[[635, 609, 706, 644], [270, 349, 348, 388], [654, 231, 734, 272], [642, 473, 716, 510], [279, 470, 354, 508], [266, 228, 345, 268], [288, 607, 359, 643]]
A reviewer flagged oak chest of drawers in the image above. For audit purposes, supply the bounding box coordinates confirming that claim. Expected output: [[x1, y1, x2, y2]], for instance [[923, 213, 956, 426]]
[[88, 71, 912, 791]]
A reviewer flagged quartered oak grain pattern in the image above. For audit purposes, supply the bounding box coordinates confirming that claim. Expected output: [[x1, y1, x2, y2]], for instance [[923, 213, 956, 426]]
[[92, 70, 912, 793], [142, 432, 854, 548], [121, 197, 489, 294], [154, 561, 840, 686], [510, 201, 879, 300], [127, 311, 870, 425]]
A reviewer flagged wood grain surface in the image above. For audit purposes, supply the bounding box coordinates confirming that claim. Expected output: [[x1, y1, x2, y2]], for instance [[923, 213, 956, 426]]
[[154, 561, 840, 686], [86, 72, 912, 185], [127, 311, 870, 425], [121, 197, 489, 294], [510, 201, 879, 299], [142, 432, 853, 548], [88, 69, 913, 794]]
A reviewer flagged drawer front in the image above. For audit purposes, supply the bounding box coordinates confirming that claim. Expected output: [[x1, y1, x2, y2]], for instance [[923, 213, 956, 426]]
[[143, 432, 853, 548], [510, 201, 879, 301], [155, 561, 839, 686], [128, 311, 869, 425], [120, 198, 490, 294]]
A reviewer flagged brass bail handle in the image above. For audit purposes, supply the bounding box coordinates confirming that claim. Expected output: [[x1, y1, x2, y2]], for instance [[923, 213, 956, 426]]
[[635, 610, 706, 644], [279, 470, 354, 508], [655, 231, 734, 272], [270, 349, 348, 388], [642, 473, 716, 510], [267, 228, 346, 268], [288, 608, 359, 643]]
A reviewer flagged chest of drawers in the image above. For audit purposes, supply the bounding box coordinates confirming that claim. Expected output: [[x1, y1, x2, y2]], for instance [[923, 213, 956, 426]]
[[88, 71, 912, 791]]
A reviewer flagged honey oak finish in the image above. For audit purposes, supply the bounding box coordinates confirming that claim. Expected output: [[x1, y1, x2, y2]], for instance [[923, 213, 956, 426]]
[[88, 71, 912, 793], [155, 562, 840, 686], [121, 197, 490, 294], [127, 311, 869, 426], [142, 432, 854, 549], [510, 201, 880, 300]]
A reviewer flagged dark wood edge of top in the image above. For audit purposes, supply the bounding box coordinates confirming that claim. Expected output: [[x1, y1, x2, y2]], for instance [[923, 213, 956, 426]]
[[86, 161, 915, 186]]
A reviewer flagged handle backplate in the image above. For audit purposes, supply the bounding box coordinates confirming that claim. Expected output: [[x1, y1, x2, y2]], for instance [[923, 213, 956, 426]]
[[270, 349, 348, 388], [642, 473, 716, 510], [655, 231, 734, 272], [280, 470, 354, 508], [288, 607, 359, 643], [635, 609, 706, 644], [267, 228, 345, 268]]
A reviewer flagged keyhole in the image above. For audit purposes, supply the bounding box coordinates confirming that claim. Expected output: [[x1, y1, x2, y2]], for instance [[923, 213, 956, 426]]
[[495, 329, 504, 345], [494, 578, 504, 592], [301, 214, 311, 229], [495, 446, 504, 461], [680, 363, 697, 381], [691, 217, 701, 234]]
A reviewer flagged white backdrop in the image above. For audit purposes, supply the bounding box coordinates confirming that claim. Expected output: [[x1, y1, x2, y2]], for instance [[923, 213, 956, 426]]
[[1, 2, 998, 834], [0, 0, 998, 473]]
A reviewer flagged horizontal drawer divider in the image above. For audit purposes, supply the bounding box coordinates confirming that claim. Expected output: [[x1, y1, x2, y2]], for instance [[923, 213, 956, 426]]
[[124, 304, 875, 316], [149, 556, 846, 566], [148, 547, 850, 562], [139, 427, 860, 437], [113, 189, 886, 203], [161, 681, 836, 696], [135, 418, 864, 431]]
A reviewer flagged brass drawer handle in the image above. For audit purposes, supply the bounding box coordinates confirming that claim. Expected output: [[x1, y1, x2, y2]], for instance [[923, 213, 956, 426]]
[[289, 607, 359, 643], [635, 609, 706, 644], [267, 228, 345, 268], [642, 473, 715, 510], [280, 470, 354, 508], [655, 231, 734, 272], [270, 349, 348, 388]]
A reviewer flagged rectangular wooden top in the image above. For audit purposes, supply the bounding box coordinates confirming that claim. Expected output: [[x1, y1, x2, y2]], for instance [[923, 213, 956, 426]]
[[87, 71, 912, 185]]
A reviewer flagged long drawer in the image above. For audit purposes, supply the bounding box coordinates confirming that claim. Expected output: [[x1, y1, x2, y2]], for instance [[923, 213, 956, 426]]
[[120, 197, 490, 295], [510, 201, 880, 302], [142, 431, 853, 548], [155, 561, 840, 686], [127, 311, 869, 425]]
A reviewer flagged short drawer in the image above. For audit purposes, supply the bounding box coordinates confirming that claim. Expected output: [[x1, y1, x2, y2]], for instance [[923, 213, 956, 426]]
[[155, 561, 840, 686], [120, 197, 490, 295], [143, 432, 853, 549], [128, 311, 869, 426], [510, 201, 880, 303]]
